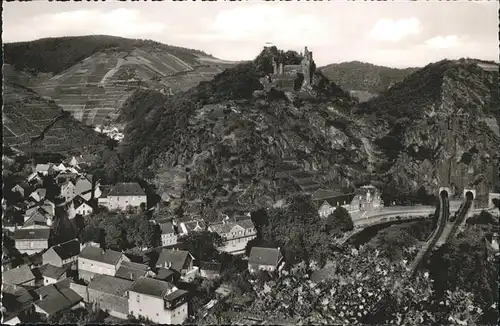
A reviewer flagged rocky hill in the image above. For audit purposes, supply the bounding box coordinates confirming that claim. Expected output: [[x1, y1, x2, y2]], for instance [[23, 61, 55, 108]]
[[3, 82, 106, 154], [356, 59, 500, 199], [320, 61, 419, 102], [3, 35, 235, 126], [98, 51, 370, 213]]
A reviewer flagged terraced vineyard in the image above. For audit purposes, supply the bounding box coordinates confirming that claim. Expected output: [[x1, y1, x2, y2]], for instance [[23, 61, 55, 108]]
[[30, 49, 235, 126], [3, 82, 106, 154]]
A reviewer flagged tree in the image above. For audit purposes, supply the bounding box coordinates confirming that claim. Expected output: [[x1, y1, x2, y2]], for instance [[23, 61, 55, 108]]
[[261, 195, 331, 266], [427, 225, 498, 309], [363, 226, 419, 262], [179, 231, 224, 262], [246, 248, 483, 325], [326, 206, 354, 233]]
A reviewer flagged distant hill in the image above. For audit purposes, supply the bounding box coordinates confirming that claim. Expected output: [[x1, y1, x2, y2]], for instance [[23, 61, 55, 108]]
[[320, 61, 419, 101], [3, 82, 106, 154], [3, 35, 236, 126], [356, 59, 500, 197]]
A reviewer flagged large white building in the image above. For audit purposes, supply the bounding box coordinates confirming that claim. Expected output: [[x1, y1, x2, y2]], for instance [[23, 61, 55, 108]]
[[208, 219, 257, 255], [105, 182, 147, 211], [128, 277, 189, 324]]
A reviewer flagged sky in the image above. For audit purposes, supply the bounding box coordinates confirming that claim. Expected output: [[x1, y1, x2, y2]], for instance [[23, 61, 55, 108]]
[[3, 0, 498, 68]]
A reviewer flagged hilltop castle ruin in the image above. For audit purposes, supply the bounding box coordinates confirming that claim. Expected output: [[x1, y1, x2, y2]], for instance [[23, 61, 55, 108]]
[[260, 46, 316, 93]]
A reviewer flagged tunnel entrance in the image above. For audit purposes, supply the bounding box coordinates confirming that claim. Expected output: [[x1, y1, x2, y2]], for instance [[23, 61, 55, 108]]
[[440, 190, 449, 198], [465, 191, 474, 201]]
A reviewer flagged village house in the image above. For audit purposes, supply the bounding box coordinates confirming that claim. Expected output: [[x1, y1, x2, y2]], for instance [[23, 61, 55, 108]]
[[40, 264, 67, 285], [2, 284, 36, 325], [39, 199, 56, 217], [14, 228, 50, 255], [27, 172, 43, 185], [106, 182, 147, 211], [115, 261, 152, 282], [11, 183, 30, 198], [128, 277, 189, 324], [156, 220, 178, 247], [208, 219, 257, 255], [156, 249, 196, 277], [179, 219, 205, 236], [248, 247, 284, 273], [53, 162, 68, 172], [60, 181, 76, 202], [23, 207, 53, 229], [3, 265, 36, 286], [199, 261, 222, 279], [311, 189, 357, 218], [75, 176, 93, 200], [30, 188, 47, 202], [153, 267, 181, 283], [78, 246, 130, 282], [87, 274, 133, 319], [73, 196, 93, 216], [355, 185, 382, 209], [33, 281, 83, 317], [42, 239, 80, 268], [35, 164, 54, 176]]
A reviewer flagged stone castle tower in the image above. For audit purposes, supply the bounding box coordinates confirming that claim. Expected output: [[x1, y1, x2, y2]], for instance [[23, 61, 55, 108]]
[[300, 46, 314, 87], [270, 46, 315, 91]]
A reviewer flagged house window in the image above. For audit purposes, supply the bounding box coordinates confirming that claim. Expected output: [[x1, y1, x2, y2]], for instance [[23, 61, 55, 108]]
[[136, 294, 140, 302]]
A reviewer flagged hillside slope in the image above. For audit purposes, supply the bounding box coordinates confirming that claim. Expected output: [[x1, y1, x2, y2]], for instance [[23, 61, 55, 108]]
[[320, 61, 419, 101], [357, 59, 500, 198], [3, 35, 235, 126], [100, 55, 369, 212], [3, 82, 106, 154]]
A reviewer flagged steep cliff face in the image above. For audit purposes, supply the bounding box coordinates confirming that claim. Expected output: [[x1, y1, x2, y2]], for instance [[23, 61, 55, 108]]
[[359, 59, 500, 198]]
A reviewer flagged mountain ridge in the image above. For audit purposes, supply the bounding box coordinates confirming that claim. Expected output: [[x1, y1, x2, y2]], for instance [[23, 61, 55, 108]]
[[356, 59, 500, 199]]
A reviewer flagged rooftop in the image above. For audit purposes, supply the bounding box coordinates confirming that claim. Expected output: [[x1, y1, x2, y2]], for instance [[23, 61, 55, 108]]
[[108, 182, 146, 197], [3, 265, 35, 285], [129, 277, 175, 298], [40, 264, 66, 280], [35, 164, 53, 171], [88, 274, 133, 297], [47, 239, 80, 260], [79, 246, 123, 266], [34, 283, 82, 315], [159, 220, 175, 234], [156, 249, 192, 272], [15, 228, 51, 240], [248, 247, 282, 266], [115, 261, 150, 281]]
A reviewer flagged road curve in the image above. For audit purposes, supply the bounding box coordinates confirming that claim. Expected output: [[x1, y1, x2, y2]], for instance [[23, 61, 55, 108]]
[[409, 192, 449, 276]]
